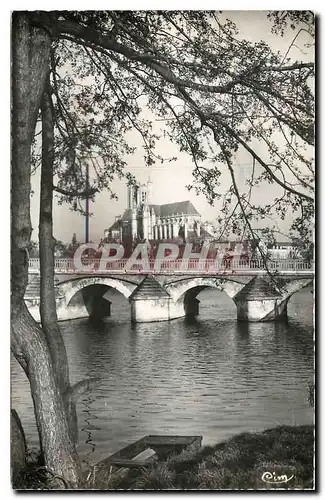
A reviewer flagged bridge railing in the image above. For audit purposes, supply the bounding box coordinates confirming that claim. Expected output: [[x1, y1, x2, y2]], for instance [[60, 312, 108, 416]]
[[28, 257, 314, 274], [29, 258, 41, 269]]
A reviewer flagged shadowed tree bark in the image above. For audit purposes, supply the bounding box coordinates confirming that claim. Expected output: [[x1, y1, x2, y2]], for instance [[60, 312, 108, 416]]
[[39, 75, 100, 448], [39, 76, 79, 445], [11, 409, 27, 484], [11, 12, 82, 487]]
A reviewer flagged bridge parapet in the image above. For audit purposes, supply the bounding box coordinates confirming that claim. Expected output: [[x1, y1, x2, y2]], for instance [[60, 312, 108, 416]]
[[28, 258, 314, 276]]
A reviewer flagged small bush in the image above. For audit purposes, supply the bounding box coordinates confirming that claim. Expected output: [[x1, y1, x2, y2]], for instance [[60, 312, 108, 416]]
[[135, 463, 176, 490], [12, 450, 50, 490]]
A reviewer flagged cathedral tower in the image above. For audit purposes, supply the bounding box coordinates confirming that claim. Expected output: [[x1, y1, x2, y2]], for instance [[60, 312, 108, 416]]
[[147, 176, 153, 204]]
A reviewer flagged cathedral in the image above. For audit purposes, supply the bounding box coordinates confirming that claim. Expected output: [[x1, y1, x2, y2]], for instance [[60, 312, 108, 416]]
[[104, 178, 213, 246]]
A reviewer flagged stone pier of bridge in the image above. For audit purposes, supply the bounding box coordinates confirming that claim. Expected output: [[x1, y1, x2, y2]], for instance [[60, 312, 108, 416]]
[[25, 272, 313, 324], [132, 275, 311, 323]]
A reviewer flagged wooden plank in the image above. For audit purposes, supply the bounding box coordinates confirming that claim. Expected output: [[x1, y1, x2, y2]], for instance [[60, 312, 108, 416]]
[[142, 435, 202, 446], [131, 447, 157, 462], [106, 448, 157, 468], [104, 459, 153, 469], [110, 448, 157, 481], [141, 435, 203, 459], [103, 439, 145, 462]]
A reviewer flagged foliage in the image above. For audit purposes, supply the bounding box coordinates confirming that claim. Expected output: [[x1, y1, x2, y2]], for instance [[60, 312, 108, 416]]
[[30, 10, 314, 248], [268, 11, 315, 37]]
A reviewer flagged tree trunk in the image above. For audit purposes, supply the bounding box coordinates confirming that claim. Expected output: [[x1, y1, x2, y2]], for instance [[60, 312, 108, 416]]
[[11, 409, 27, 485], [39, 78, 78, 444], [11, 12, 82, 488], [11, 305, 82, 488]]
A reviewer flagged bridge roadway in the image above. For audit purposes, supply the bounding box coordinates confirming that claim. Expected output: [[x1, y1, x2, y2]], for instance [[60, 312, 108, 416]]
[[26, 258, 314, 324]]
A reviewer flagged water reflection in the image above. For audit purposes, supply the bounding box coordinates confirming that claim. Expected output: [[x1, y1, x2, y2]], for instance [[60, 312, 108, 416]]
[[11, 286, 314, 464], [80, 394, 99, 467]]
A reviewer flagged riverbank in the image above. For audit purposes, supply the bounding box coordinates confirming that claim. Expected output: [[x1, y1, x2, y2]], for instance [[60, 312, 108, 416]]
[[13, 424, 314, 490], [104, 424, 314, 490]]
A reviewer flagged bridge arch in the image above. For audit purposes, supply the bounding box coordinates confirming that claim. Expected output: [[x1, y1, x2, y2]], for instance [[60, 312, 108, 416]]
[[279, 278, 313, 303], [284, 278, 313, 310], [57, 276, 138, 306], [165, 277, 247, 304], [165, 277, 245, 320]]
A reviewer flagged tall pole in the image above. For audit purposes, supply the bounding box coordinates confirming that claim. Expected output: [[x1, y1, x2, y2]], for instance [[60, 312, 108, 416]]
[[85, 163, 89, 243]]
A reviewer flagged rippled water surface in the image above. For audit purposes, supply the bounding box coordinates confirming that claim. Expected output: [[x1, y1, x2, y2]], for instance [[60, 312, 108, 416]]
[[11, 286, 314, 466]]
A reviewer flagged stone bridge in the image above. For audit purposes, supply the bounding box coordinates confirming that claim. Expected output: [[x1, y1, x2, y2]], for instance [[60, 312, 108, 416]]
[[25, 269, 313, 323]]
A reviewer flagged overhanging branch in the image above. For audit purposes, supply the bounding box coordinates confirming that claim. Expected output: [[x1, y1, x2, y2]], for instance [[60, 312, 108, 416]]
[[53, 185, 98, 197]]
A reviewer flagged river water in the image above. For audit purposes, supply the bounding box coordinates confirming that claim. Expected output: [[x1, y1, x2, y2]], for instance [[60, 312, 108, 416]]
[[11, 286, 314, 466]]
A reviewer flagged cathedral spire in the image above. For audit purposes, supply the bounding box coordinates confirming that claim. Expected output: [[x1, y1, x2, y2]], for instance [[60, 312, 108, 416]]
[[147, 175, 153, 204]]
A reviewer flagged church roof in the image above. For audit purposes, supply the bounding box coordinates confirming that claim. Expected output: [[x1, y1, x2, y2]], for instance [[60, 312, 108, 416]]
[[119, 201, 200, 222], [151, 200, 200, 218], [200, 227, 216, 239], [106, 219, 121, 231], [121, 208, 132, 221]]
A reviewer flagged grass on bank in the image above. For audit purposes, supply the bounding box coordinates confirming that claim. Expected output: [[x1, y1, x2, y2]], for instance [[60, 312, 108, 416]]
[[108, 425, 314, 490]]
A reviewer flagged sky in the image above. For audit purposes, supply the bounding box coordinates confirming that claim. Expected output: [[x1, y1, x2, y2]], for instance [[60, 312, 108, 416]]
[[29, 10, 314, 244]]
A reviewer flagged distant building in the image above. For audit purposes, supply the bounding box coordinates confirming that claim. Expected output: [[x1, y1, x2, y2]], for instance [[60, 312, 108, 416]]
[[267, 241, 303, 259], [104, 178, 214, 246], [243, 229, 305, 259], [106, 216, 123, 242]]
